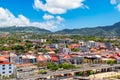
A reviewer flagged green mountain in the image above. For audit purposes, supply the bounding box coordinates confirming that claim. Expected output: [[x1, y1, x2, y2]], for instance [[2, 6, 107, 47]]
[[0, 26, 51, 34], [0, 22, 120, 36], [56, 22, 120, 36]]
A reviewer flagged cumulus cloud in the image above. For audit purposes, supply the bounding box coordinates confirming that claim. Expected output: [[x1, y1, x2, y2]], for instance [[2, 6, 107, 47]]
[[33, 0, 87, 14], [56, 16, 64, 22], [43, 14, 54, 20], [110, 0, 117, 4], [117, 4, 120, 11], [0, 7, 63, 30], [110, 0, 120, 11], [42, 14, 64, 22], [0, 8, 30, 27]]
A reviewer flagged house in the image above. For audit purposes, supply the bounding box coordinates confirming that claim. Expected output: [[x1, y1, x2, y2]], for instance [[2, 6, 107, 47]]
[[0, 61, 15, 78], [50, 44, 59, 49], [68, 44, 81, 49], [16, 54, 36, 64], [59, 48, 71, 54], [85, 41, 99, 48], [116, 58, 120, 63], [59, 54, 71, 63], [78, 40, 85, 46], [37, 55, 46, 62], [105, 42, 114, 50], [40, 39, 46, 43], [80, 45, 90, 52], [0, 56, 8, 62], [70, 56, 84, 64], [44, 54, 51, 62], [49, 54, 59, 62]]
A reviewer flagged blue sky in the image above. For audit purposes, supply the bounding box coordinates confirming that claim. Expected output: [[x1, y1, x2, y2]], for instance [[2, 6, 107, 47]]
[[0, 0, 120, 31]]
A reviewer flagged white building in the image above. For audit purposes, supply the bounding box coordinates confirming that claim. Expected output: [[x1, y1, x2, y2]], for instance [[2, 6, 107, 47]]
[[86, 41, 98, 47], [0, 61, 15, 78], [40, 39, 46, 43]]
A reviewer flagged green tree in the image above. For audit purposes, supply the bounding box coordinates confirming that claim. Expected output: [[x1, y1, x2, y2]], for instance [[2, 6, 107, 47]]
[[71, 48, 79, 52], [107, 60, 115, 65]]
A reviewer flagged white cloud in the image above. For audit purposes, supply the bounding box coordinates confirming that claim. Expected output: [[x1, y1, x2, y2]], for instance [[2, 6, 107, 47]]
[[110, 0, 117, 4], [117, 4, 120, 11], [0, 7, 63, 30], [43, 14, 54, 20], [0, 8, 30, 27], [33, 0, 87, 14], [56, 16, 64, 22], [110, 0, 120, 11]]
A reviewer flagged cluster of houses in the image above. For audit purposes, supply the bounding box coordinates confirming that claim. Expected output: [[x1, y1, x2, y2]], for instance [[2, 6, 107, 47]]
[[1, 39, 120, 78]]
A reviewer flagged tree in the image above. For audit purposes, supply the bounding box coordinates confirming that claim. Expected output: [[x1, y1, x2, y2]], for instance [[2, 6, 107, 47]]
[[89, 70, 94, 75], [62, 63, 75, 69], [71, 48, 79, 52], [38, 70, 47, 74], [25, 43, 33, 50], [47, 62, 56, 69], [47, 62, 58, 71], [0, 74, 1, 79], [54, 49, 59, 54], [11, 45, 25, 53], [79, 71, 82, 76], [107, 60, 115, 65]]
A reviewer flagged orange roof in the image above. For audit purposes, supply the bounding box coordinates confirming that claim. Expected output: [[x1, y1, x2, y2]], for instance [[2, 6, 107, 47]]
[[37, 55, 46, 61], [68, 44, 81, 49], [2, 51, 9, 55], [51, 56, 59, 61], [0, 56, 8, 61], [48, 51, 55, 54], [64, 55, 71, 59]]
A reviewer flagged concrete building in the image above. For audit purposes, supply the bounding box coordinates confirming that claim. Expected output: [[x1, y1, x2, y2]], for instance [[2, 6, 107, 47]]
[[0, 61, 15, 78]]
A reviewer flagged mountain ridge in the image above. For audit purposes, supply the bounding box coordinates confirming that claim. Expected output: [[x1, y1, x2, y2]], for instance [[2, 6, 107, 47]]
[[0, 21, 120, 36], [56, 22, 120, 36], [0, 26, 51, 34]]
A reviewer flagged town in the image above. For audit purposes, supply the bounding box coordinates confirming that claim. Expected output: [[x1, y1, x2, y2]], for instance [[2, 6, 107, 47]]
[[0, 32, 120, 80]]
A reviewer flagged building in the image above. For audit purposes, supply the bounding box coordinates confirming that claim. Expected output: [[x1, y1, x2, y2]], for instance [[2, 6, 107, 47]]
[[60, 48, 71, 54], [0, 61, 15, 78], [80, 45, 90, 52]]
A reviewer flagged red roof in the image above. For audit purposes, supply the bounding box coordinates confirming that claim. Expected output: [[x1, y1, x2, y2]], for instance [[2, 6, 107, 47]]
[[2, 51, 9, 55], [0, 61, 11, 64], [51, 56, 59, 61]]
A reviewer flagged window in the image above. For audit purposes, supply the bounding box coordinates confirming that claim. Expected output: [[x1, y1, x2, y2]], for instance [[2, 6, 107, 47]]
[[9, 71, 11, 73], [2, 65, 5, 67], [9, 67, 11, 69], [2, 72, 5, 74], [9, 64, 11, 66], [2, 68, 5, 70]]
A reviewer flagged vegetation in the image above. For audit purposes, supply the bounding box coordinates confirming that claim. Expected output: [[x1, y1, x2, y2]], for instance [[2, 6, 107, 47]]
[[71, 48, 79, 52], [47, 62, 76, 71], [107, 60, 115, 65], [1, 21, 120, 36], [56, 22, 120, 36], [38, 70, 47, 74], [0, 26, 51, 34]]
